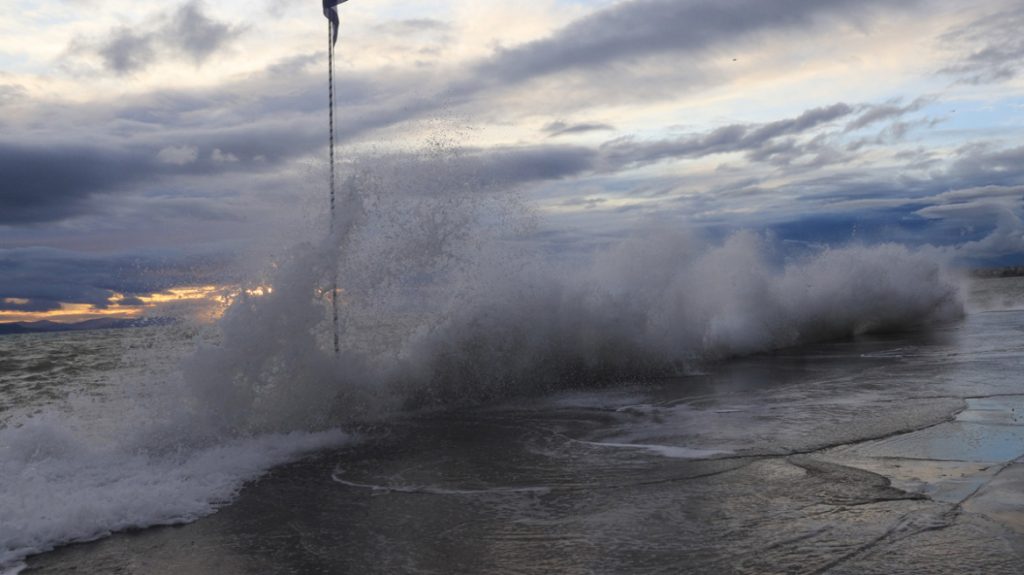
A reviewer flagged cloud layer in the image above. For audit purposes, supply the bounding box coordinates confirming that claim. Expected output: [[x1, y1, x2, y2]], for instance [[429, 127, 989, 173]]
[[1, 0, 1023, 316]]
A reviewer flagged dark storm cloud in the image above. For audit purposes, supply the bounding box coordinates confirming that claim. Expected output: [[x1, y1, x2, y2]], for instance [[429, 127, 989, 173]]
[[939, 6, 1024, 84], [0, 247, 231, 311], [77, 0, 243, 75], [0, 122, 319, 226], [0, 298, 58, 313], [0, 142, 153, 224]]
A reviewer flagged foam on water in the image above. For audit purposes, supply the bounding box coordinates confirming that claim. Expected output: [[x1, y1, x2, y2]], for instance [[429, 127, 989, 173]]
[[580, 440, 733, 459], [0, 327, 353, 571], [0, 147, 966, 570], [0, 415, 348, 570]]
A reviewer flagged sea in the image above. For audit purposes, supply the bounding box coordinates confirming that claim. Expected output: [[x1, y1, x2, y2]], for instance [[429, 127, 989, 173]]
[[2, 267, 1024, 573], [3, 159, 1024, 573]]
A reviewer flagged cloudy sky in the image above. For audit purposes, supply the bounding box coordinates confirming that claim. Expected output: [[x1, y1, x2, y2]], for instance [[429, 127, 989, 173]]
[[1, 0, 1023, 322]]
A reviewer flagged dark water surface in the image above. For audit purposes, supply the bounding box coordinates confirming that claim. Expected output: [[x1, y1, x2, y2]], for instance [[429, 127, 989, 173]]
[[24, 307, 1024, 574]]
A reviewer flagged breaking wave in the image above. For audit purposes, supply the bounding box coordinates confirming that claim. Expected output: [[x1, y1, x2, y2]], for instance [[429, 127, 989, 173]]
[[0, 148, 964, 571], [185, 150, 964, 431]]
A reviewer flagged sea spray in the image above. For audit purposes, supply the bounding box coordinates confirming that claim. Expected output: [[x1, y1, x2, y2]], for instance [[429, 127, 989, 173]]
[[0, 326, 354, 571], [184, 149, 965, 414], [0, 146, 964, 571], [392, 232, 964, 406]]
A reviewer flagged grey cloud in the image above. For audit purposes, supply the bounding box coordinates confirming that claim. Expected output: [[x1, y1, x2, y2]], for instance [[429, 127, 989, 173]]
[[560, 196, 607, 209], [0, 247, 231, 311], [478, 146, 597, 184], [544, 121, 614, 137], [125, 196, 250, 223], [747, 104, 854, 142], [918, 201, 1024, 259], [264, 53, 321, 77], [939, 6, 1024, 84], [0, 122, 315, 226], [76, 0, 243, 75], [362, 145, 599, 197], [374, 19, 452, 35], [844, 98, 930, 132], [948, 144, 1024, 188], [0, 142, 153, 224], [52, 0, 921, 180], [955, 209, 1024, 257], [599, 103, 853, 168], [892, 148, 941, 170], [0, 90, 948, 231], [402, 102, 870, 194], [933, 184, 1024, 204], [0, 83, 27, 106], [472, 0, 917, 86], [97, 28, 156, 75], [0, 298, 59, 313], [167, 1, 244, 65], [917, 201, 1019, 221]]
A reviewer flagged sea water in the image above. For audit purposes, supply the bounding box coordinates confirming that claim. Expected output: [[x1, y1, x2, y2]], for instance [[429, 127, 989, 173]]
[[8, 280, 1024, 574], [0, 151, 1007, 572]]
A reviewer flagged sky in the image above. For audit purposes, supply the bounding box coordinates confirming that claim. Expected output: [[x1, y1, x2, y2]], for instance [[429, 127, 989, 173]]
[[1, 0, 1023, 322]]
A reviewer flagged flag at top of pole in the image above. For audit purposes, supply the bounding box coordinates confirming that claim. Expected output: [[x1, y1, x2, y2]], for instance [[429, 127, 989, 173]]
[[324, 0, 349, 47]]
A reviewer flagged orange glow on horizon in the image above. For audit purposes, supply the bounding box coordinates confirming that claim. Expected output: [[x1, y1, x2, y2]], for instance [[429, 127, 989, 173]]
[[0, 285, 244, 324], [0, 303, 139, 324]]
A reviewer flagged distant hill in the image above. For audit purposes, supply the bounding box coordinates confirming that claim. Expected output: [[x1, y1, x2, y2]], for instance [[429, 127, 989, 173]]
[[0, 317, 175, 336], [972, 266, 1024, 278]]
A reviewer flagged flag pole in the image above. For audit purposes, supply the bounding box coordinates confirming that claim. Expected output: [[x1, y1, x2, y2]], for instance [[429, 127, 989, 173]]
[[324, 1, 346, 356]]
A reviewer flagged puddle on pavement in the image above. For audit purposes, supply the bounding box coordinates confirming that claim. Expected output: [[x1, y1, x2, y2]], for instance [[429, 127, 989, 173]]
[[822, 395, 1024, 532]]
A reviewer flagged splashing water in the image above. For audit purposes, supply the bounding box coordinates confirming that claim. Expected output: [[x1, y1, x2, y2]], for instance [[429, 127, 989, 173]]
[[186, 148, 964, 429], [0, 146, 964, 571]]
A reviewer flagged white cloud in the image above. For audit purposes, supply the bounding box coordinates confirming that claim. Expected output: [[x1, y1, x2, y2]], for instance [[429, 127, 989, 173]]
[[211, 148, 239, 163], [156, 145, 199, 165]]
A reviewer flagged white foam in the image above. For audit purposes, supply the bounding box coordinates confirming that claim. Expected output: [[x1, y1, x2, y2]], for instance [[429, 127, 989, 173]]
[[0, 411, 349, 569], [581, 440, 732, 459], [330, 467, 552, 495]]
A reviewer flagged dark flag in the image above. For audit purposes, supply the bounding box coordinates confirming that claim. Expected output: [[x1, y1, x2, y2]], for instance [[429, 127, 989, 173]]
[[323, 0, 349, 47]]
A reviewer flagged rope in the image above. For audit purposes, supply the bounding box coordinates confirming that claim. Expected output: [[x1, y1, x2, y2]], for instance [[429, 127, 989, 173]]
[[328, 21, 340, 356]]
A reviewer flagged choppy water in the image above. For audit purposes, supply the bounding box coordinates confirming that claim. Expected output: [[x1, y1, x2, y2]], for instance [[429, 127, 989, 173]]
[[12, 288, 1024, 575], [0, 330, 121, 417]]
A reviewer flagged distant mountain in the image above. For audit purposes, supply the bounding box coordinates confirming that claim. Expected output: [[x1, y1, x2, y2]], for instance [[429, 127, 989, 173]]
[[0, 317, 176, 336], [972, 266, 1024, 278]]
